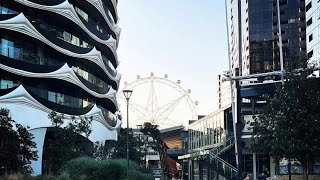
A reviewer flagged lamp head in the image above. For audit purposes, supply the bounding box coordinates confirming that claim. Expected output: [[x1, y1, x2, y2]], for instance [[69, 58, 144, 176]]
[[123, 89, 133, 100]]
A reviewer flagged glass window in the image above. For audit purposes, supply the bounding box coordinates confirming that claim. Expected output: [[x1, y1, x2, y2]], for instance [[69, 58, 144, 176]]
[[48, 91, 56, 103], [1, 39, 14, 58], [0, 80, 13, 89], [57, 93, 64, 105]]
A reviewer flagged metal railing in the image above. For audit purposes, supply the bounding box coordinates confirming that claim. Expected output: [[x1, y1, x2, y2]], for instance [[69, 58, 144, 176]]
[[207, 130, 237, 179]]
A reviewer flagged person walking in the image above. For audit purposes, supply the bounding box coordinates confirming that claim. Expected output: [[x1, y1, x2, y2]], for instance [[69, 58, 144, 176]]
[[258, 172, 267, 180], [243, 173, 249, 180]]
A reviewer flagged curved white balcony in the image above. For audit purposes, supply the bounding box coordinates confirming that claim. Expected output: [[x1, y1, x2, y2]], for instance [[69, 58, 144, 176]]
[[85, 0, 121, 43], [0, 13, 120, 82], [0, 62, 118, 98], [0, 85, 121, 130]]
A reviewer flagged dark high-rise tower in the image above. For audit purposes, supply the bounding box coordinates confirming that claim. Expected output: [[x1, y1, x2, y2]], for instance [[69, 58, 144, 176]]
[[230, 0, 307, 77], [0, 0, 121, 175]]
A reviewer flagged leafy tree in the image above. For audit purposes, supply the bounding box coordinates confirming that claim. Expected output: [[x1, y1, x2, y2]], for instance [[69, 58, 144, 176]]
[[42, 111, 93, 174], [0, 108, 37, 175], [251, 75, 320, 180], [102, 128, 142, 163]]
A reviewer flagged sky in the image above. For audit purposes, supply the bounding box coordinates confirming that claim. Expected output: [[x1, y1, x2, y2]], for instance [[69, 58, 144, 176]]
[[116, 0, 229, 121]]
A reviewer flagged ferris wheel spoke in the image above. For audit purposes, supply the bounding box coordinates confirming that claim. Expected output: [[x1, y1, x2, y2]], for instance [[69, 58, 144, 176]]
[[130, 101, 150, 117], [146, 79, 159, 119], [155, 117, 179, 126], [128, 104, 148, 121], [120, 75, 198, 129], [130, 101, 148, 111], [132, 117, 148, 125], [154, 93, 187, 120]]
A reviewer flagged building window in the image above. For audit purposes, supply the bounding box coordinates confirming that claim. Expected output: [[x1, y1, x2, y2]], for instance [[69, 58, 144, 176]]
[[309, 34, 313, 42], [307, 18, 313, 27], [288, 18, 295, 24], [308, 50, 313, 59], [306, 2, 312, 12]]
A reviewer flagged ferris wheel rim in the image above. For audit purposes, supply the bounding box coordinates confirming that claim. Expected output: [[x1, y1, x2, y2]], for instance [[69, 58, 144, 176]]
[[118, 74, 198, 128]]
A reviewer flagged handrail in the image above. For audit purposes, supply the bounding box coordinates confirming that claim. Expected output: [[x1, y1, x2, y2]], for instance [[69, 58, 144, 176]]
[[214, 156, 237, 172], [209, 131, 235, 156], [206, 130, 237, 175]]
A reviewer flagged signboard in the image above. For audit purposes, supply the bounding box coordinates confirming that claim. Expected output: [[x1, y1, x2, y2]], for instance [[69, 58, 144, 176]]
[[167, 149, 183, 155], [151, 168, 164, 180]]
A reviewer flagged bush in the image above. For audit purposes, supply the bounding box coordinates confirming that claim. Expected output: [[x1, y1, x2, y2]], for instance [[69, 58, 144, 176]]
[[56, 172, 70, 180], [110, 159, 140, 171], [92, 161, 125, 180], [0, 173, 24, 180], [61, 157, 150, 180], [60, 157, 100, 178], [127, 170, 151, 180], [25, 174, 56, 180]]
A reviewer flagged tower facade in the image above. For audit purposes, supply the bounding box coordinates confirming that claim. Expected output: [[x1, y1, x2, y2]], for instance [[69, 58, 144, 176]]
[[230, 0, 307, 77], [306, 0, 320, 65], [0, 0, 121, 174]]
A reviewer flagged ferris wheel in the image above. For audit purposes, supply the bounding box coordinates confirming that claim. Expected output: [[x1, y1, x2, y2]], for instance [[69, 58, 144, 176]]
[[118, 73, 198, 129]]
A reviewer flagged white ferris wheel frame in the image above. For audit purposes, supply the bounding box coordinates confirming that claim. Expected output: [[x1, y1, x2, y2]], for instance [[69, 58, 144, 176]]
[[118, 74, 198, 128]]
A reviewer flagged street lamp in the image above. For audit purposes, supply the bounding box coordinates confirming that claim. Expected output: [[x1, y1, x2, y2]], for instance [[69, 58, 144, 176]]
[[123, 89, 133, 178], [136, 124, 142, 166]]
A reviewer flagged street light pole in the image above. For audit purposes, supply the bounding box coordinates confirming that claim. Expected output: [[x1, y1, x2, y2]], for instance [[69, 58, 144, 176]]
[[277, 0, 285, 85], [123, 89, 133, 179], [136, 125, 142, 166]]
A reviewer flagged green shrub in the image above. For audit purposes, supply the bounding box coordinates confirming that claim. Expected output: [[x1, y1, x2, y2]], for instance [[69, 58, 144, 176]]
[[25, 174, 56, 180], [56, 172, 70, 180], [60, 157, 100, 178], [61, 157, 147, 180], [0, 173, 24, 180], [110, 159, 140, 171], [126, 170, 151, 180], [92, 160, 125, 180]]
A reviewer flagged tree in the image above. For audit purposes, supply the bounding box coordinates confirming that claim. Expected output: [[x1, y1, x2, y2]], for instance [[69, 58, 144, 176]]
[[251, 75, 320, 180], [42, 111, 93, 174], [101, 128, 142, 163], [140, 122, 161, 151], [0, 108, 37, 175]]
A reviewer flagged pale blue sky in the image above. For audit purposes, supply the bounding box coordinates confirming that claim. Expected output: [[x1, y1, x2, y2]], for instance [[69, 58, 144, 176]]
[[117, 1, 229, 116]]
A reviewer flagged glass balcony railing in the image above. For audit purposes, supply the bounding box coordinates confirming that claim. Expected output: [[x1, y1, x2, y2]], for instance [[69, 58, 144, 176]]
[[26, 85, 93, 108], [0, 43, 112, 90], [0, 43, 61, 66]]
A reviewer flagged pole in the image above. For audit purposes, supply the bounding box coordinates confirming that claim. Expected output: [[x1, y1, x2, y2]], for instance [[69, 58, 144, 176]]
[[277, 0, 285, 85], [138, 129, 141, 166], [126, 100, 129, 178], [224, 1, 240, 179]]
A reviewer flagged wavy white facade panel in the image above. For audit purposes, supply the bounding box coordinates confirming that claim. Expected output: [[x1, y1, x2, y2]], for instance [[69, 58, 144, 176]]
[[14, 0, 117, 52], [0, 62, 117, 99], [85, 0, 120, 32], [0, 85, 121, 130], [28, 128, 47, 176], [110, 0, 119, 21], [27, 124, 118, 176], [9, 116, 118, 176], [0, 13, 120, 81]]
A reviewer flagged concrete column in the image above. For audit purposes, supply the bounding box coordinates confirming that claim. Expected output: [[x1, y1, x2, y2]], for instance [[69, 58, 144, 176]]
[[270, 156, 275, 177], [253, 153, 257, 180]]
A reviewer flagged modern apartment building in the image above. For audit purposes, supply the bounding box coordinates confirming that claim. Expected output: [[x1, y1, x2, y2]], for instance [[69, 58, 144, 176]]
[[230, 0, 307, 77], [218, 73, 231, 109], [0, 0, 121, 175], [306, 0, 320, 65]]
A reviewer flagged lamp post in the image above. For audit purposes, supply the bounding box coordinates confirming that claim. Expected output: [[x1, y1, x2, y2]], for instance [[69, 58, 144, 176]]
[[123, 89, 133, 178], [136, 124, 142, 166], [144, 134, 149, 169]]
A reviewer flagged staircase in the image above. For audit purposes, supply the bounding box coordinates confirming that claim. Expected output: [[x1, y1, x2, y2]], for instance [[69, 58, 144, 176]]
[[207, 131, 237, 180]]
